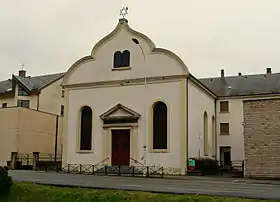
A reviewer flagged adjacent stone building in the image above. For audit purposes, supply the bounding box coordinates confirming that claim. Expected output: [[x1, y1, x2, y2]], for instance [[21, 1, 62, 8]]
[[243, 98, 280, 179]]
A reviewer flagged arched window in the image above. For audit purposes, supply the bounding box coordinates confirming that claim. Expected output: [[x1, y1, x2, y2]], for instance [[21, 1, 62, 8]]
[[203, 111, 208, 156], [80, 106, 92, 150], [113, 50, 130, 68], [153, 101, 168, 150], [114, 51, 122, 68], [122, 50, 130, 67], [212, 116, 216, 157]]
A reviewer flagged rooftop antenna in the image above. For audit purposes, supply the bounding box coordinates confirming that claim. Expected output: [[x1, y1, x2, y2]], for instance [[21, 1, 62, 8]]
[[20, 63, 24, 70], [119, 6, 128, 19]]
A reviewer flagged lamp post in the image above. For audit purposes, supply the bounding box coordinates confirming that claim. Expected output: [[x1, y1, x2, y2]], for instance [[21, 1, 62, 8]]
[[132, 38, 147, 165]]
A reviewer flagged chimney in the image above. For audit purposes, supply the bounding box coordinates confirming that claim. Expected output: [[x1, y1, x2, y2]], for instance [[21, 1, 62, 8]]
[[238, 72, 242, 76], [18, 70, 26, 77], [266, 67, 271, 74], [221, 69, 224, 79]]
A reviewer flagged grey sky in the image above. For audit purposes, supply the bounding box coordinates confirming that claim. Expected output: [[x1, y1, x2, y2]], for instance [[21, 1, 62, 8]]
[[1, 0, 280, 80]]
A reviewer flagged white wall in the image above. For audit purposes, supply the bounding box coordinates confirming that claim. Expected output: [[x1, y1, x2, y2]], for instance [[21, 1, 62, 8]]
[[216, 99, 244, 161], [66, 81, 184, 169], [188, 79, 215, 159], [216, 95, 280, 162], [64, 20, 188, 86], [39, 78, 63, 115]]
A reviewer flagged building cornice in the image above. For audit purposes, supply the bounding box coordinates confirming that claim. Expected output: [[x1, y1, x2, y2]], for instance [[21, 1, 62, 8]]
[[62, 75, 187, 90], [221, 93, 280, 100]]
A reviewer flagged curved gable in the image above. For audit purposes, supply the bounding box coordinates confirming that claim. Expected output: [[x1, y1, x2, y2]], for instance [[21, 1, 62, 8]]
[[62, 18, 189, 87]]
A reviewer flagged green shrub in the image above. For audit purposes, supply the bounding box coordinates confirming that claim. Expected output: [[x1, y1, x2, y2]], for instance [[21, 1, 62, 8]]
[[0, 166, 13, 197]]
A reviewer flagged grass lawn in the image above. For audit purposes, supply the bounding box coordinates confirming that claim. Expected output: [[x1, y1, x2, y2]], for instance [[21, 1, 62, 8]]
[[1, 182, 279, 202]]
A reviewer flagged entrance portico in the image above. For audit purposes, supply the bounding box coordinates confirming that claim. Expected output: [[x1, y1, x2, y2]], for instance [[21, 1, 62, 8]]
[[100, 103, 141, 166]]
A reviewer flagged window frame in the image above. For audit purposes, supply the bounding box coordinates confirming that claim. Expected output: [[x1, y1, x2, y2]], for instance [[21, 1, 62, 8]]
[[77, 106, 93, 152], [60, 105, 64, 116], [220, 101, 229, 113], [203, 111, 208, 156], [220, 122, 230, 135], [113, 50, 131, 70], [17, 99, 30, 108], [151, 101, 168, 152], [18, 86, 29, 96], [2, 103, 7, 108]]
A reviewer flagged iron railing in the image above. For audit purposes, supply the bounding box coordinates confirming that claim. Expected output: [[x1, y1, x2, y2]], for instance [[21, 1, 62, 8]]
[[14, 155, 244, 179], [35, 160, 244, 178]]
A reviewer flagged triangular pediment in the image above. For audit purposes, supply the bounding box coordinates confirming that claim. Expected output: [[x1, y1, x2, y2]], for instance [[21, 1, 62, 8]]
[[100, 103, 141, 120]]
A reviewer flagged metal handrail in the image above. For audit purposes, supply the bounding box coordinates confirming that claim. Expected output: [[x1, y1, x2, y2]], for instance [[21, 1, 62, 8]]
[[95, 157, 109, 167], [130, 158, 145, 166]]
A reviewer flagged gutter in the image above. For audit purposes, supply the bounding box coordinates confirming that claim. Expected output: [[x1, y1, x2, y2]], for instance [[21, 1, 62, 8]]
[[214, 98, 217, 160], [54, 115, 59, 162], [186, 77, 189, 170]]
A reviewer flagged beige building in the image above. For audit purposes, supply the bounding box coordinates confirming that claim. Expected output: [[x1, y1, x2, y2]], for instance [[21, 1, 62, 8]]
[[0, 69, 65, 115], [0, 107, 63, 167], [243, 99, 280, 179], [0, 70, 64, 167]]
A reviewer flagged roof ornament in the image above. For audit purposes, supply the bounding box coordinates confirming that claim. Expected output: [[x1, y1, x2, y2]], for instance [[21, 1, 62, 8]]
[[120, 6, 128, 19]]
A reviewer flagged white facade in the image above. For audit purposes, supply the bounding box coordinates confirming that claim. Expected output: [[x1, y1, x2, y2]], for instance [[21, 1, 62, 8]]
[[216, 95, 280, 162], [66, 81, 184, 167], [61, 18, 196, 174], [61, 18, 244, 173], [216, 98, 244, 161], [188, 79, 216, 159]]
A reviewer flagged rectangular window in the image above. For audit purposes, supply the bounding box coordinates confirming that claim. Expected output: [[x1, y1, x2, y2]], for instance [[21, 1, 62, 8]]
[[220, 101, 229, 112], [2, 103, 7, 108], [18, 86, 29, 96], [60, 105, 64, 116], [17, 100, 30, 108], [61, 90, 65, 98], [220, 123, 229, 135]]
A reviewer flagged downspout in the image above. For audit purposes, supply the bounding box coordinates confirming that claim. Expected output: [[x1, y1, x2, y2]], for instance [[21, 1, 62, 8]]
[[36, 92, 40, 111], [214, 98, 217, 160], [186, 76, 189, 170], [54, 115, 59, 162]]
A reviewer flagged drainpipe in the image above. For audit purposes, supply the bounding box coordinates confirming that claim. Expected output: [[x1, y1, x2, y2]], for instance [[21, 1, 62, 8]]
[[36, 92, 40, 110], [186, 77, 189, 172], [54, 115, 59, 162], [214, 98, 217, 160]]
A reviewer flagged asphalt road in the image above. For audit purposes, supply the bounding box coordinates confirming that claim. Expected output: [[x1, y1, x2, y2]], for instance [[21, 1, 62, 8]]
[[9, 170, 280, 200]]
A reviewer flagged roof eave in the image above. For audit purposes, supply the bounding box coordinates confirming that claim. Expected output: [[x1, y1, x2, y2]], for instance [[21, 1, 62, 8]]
[[38, 73, 65, 91], [188, 73, 217, 99]]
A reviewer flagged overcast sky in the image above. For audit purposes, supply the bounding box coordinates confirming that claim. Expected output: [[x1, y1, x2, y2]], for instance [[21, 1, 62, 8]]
[[1, 0, 280, 80]]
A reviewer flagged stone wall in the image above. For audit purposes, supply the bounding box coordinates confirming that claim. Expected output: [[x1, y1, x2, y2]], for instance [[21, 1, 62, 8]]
[[243, 98, 280, 179]]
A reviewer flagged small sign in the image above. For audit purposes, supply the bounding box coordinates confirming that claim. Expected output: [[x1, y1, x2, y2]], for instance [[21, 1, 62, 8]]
[[188, 158, 196, 172], [189, 159, 195, 167]]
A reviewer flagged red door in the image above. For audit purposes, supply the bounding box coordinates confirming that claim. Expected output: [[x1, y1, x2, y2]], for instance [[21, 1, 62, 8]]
[[111, 129, 130, 166]]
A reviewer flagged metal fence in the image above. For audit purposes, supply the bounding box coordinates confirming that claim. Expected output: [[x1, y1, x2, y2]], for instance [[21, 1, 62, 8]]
[[35, 160, 244, 179], [14, 153, 62, 170]]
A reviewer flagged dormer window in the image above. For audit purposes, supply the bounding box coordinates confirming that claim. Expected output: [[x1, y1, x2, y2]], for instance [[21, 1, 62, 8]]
[[18, 86, 29, 96], [113, 50, 130, 68]]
